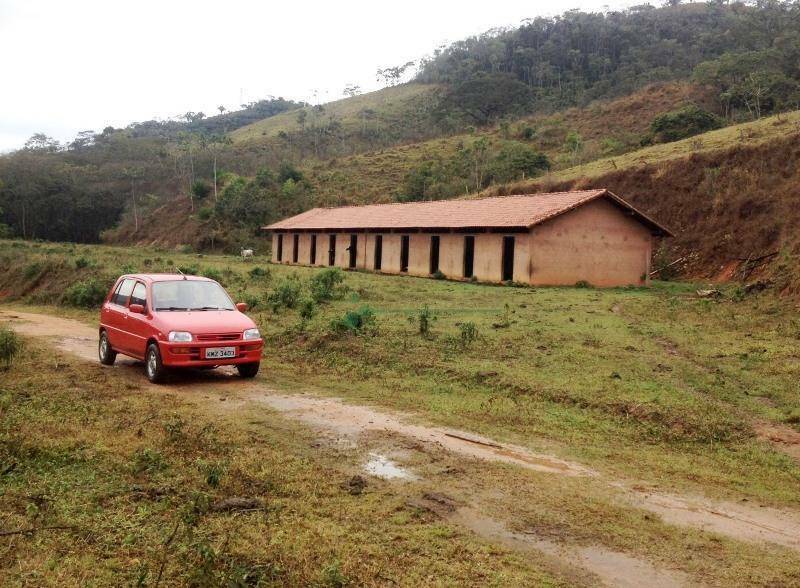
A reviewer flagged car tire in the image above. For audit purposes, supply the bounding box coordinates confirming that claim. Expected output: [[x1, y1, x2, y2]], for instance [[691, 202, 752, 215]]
[[99, 331, 117, 366], [237, 362, 260, 378], [146, 343, 166, 384]]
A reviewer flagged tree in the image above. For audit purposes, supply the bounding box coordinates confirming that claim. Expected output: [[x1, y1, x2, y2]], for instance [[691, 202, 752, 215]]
[[343, 84, 362, 98], [650, 106, 722, 142], [23, 133, 60, 152], [377, 61, 415, 86]]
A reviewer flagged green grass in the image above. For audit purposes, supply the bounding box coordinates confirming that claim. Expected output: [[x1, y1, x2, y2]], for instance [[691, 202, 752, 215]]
[[0, 339, 563, 586], [2, 239, 799, 508], [3, 239, 800, 585]]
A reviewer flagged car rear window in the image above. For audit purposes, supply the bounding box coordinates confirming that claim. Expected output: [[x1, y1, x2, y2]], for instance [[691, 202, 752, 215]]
[[112, 279, 135, 306]]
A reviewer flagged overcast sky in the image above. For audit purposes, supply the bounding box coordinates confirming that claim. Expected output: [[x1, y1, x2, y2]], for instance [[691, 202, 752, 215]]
[[0, 0, 645, 152]]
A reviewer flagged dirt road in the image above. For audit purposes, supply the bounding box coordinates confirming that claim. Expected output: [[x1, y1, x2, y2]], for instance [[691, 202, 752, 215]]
[[3, 308, 800, 587]]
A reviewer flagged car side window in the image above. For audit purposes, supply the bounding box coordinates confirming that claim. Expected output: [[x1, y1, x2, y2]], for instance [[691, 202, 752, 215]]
[[112, 279, 135, 306], [130, 282, 147, 309]]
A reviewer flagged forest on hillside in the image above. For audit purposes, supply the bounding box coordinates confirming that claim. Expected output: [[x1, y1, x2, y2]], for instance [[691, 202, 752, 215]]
[[2, 1, 800, 249]]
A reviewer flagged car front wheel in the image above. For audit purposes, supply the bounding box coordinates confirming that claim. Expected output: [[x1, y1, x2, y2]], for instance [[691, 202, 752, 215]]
[[237, 362, 260, 378], [99, 331, 117, 366], [146, 343, 166, 383]]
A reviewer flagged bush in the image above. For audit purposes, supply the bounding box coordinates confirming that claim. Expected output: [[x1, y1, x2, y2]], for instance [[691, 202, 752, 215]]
[[74, 256, 93, 269], [310, 267, 347, 302], [23, 262, 41, 280], [432, 270, 446, 280], [63, 279, 108, 308], [191, 180, 212, 199], [267, 276, 302, 312], [248, 266, 271, 280], [0, 327, 21, 370], [177, 264, 199, 275], [650, 106, 722, 143], [240, 292, 261, 310], [458, 322, 479, 348], [197, 207, 214, 221], [409, 305, 436, 336], [331, 306, 376, 335], [201, 267, 224, 284]]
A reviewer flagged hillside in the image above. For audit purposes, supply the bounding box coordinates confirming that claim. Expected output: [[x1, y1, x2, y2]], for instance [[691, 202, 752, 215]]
[[3, 0, 800, 286]]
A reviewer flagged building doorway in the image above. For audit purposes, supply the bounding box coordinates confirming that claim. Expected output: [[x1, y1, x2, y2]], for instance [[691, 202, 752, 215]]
[[348, 234, 357, 268], [429, 236, 440, 274], [463, 236, 474, 278], [400, 235, 410, 273], [374, 235, 383, 270], [310, 234, 317, 264], [292, 234, 299, 263], [502, 236, 515, 281], [277, 234, 283, 262], [328, 234, 336, 266]]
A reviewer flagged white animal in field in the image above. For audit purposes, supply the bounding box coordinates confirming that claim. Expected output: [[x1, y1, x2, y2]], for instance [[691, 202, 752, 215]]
[[240, 248, 254, 259]]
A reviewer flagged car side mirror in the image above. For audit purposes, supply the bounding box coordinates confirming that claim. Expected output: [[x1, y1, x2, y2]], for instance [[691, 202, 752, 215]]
[[236, 302, 248, 312], [129, 303, 145, 314]]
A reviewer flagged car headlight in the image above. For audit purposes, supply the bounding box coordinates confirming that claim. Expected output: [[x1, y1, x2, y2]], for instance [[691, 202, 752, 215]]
[[243, 328, 261, 340], [168, 331, 193, 342]]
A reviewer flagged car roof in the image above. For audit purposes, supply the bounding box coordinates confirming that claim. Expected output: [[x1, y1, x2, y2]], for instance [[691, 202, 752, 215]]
[[120, 273, 215, 283]]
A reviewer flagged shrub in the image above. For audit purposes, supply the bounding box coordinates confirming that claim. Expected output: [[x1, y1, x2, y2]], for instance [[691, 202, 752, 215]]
[[331, 306, 376, 335], [432, 270, 446, 280], [409, 305, 436, 336], [177, 264, 199, 275], [310, 267, 347, 302], [201, 267, 224, 284], [74, 256, 92, 269], [191, 180, 212, 199], [197, 207, 214, 221], [240, 292, 261, 310], [298, 296, 318, 321], [650, 106, 722, 143], [63, 279, 108, 308], [0, 327, 21, 370], [574, 280, 592, 288], [458, 322, 479, 348], [248, 266, 271, 280], [23, 262, 41, 280], [267, 276, 302, 311]]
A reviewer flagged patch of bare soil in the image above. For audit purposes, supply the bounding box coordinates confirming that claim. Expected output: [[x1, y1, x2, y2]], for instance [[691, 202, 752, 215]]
[[754, 422, 800, 463], [253, 393, 593, 477], [409, 495, 688, 588]]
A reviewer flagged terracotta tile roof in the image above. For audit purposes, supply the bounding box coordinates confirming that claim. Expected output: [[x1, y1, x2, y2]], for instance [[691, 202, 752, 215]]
[[264, 189, 672, 236]]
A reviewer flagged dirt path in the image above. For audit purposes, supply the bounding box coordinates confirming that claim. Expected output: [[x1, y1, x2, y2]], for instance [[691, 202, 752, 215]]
[[4, 308, 800, 585]]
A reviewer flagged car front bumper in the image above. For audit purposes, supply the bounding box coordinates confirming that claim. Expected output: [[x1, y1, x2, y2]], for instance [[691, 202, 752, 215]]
[[160, 339, 264, 367]]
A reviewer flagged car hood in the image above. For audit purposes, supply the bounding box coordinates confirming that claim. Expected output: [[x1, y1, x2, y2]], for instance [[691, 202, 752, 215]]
[[152, 310, 257, 336]]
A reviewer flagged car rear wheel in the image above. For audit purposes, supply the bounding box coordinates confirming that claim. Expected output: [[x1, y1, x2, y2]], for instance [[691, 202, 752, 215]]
[[99, 331, 116, 366], [146, 343, 166, 384], [237, 362, 260, 378]]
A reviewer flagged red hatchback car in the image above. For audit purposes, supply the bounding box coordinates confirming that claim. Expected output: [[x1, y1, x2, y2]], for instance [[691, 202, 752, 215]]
[[99, 274, 263, 383]]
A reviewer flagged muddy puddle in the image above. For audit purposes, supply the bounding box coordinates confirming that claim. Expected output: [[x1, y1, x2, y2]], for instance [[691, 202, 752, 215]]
[[255, 393, 593, 477], [363, 453, 417, 480]]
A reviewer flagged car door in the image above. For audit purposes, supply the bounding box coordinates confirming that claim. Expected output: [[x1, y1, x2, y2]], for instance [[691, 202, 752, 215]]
[[104, 278, 135, 350], [124, 281, 151, 359]]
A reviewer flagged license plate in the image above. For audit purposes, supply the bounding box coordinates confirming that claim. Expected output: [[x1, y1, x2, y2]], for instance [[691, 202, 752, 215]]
[[205, 346, 236, 359]]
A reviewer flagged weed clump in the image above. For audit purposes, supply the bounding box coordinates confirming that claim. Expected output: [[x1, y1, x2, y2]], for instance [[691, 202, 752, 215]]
[[0, 327, 21, 370], [248, 266, 271, 280], [201, 267, 224, 284], [458, 322, 479, 348], [267, 275, 302, 311], [310, 267, 347, 302], [63, 279, 107, 308], [409, 305, 436, 336], [331, 306, 376, 335]]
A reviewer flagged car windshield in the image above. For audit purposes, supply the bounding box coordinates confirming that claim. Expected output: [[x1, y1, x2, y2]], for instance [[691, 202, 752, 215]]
[[152, 280, 235, 311]]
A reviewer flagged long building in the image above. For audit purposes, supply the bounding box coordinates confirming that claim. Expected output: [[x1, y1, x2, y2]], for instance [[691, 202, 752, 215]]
[[263, 189, 672, 287]]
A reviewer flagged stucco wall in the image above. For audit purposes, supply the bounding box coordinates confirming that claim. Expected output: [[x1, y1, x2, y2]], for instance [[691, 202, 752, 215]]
[[270, 198, 655, 286], [529, 198, 652, 286]]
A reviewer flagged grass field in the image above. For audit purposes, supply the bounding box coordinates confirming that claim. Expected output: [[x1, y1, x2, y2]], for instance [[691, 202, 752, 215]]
[[2, 239, 800, 585]]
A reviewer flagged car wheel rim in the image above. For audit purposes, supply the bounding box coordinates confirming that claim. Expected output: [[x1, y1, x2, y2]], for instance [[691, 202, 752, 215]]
[[100, 337, 107, 359], [147, 352, 156, 377]]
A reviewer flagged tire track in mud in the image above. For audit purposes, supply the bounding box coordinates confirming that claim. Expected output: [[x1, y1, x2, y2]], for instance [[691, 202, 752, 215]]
[[3, 308, 800, 586]]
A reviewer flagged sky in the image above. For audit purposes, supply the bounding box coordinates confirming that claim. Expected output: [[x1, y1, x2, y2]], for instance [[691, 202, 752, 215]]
[[0, 0, 645, 152]]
